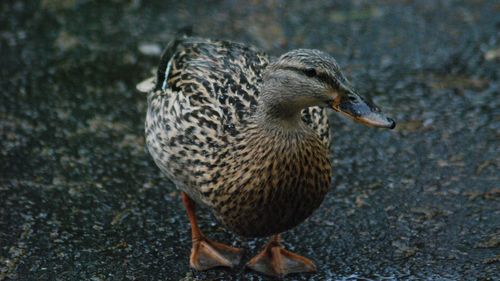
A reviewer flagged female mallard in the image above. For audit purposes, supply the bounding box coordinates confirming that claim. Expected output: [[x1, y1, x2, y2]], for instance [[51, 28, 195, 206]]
[[137, 34, 395, 277]]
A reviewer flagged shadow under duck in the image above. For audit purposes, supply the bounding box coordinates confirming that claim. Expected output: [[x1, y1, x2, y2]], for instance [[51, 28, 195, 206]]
[[137, 34, 395, 277]]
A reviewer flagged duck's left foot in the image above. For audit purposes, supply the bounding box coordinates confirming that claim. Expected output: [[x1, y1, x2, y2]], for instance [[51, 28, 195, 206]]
[[181, 192, 243, 271], [246, 234, 316, 277], [190, 235, 243, 270]]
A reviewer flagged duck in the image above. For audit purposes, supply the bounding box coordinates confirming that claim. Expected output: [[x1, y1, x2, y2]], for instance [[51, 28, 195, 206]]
[[137, 32, 395, 277]]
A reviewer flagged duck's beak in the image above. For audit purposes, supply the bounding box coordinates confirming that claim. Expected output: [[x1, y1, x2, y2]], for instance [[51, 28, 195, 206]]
[[331, 85, 396, 129]]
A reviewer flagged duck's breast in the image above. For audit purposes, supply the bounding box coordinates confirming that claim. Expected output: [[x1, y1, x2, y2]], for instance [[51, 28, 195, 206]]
[[204, 126, 332, 237]]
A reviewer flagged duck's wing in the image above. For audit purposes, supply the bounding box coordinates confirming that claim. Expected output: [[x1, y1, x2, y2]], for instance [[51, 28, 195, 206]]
[[142, 38, 271, 203], [162, 37, 270, 135]]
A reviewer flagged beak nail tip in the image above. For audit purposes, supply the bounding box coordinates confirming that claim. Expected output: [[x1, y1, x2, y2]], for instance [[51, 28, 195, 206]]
[[389, 119, 396, 129]]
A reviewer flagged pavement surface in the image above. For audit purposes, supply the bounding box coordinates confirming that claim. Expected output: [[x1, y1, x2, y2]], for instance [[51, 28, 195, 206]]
[[1, 0, 499, 280]]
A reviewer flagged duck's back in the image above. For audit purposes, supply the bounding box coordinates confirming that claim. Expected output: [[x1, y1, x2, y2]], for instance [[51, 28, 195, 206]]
[[145, 37, 330, 204], [167, 38, 269, 130]]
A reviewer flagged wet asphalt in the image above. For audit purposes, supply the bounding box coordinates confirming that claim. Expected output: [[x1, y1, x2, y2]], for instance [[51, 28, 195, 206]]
[[0, 0, 499, 280]]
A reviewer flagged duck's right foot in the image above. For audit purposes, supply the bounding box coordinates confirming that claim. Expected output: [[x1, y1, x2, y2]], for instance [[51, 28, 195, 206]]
[[246, 234, 316, 277]]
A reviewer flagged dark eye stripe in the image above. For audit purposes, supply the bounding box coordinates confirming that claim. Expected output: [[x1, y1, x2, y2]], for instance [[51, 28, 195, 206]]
[[316, 72, 338, 87], [282, 66, 339, 88]]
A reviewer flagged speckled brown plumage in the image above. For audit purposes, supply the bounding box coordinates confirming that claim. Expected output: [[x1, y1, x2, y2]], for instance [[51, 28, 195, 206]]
[[139, 34, 395, 276], [144, 37, 331, 237], [208, 122, 331, 237]]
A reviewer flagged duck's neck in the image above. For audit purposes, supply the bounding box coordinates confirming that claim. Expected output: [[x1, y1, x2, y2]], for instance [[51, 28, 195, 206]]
[[254, 90, 307, 134]]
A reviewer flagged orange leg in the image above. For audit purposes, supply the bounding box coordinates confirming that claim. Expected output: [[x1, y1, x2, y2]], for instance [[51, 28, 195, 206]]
[[181, 192, 243, 270], [246, 234, 316, 277]]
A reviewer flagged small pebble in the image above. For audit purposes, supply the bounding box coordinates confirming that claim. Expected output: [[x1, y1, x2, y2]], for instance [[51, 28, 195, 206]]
[[139, 43, 162, 56]]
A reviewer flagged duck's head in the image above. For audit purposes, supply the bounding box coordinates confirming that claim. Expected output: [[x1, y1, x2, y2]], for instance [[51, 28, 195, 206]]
[[261, 49, 395, 129]]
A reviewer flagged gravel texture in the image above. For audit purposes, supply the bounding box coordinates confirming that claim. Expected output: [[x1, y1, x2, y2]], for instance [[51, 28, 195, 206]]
[[1, 0, 499, 280]]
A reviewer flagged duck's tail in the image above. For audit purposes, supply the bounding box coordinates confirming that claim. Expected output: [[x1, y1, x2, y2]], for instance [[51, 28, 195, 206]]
[[154, 26, 193, 91], [136, 26, 193, 93]]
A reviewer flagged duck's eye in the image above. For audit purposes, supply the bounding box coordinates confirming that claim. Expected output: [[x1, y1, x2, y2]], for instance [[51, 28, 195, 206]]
[[303, 68, 317, 77]]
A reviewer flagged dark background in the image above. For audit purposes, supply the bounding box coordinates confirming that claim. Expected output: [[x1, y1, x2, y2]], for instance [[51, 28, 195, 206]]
[[1, 0, 499, 280]]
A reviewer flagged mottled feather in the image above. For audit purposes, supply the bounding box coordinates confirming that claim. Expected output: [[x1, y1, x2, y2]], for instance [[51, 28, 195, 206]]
[[145, 37, 331, 237]]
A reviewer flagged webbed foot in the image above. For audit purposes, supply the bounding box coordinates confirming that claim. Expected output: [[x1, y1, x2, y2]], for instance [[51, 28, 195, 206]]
[[190, 235, 243, 270], [246, 234, 316, 277], [181, 192, 242, 271]]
